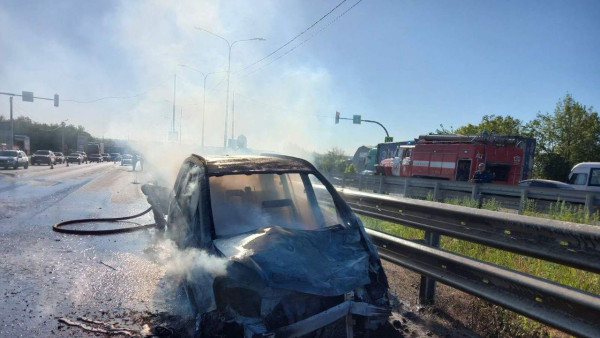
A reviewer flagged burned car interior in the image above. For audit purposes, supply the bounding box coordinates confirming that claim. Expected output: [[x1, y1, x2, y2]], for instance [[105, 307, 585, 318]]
[[147, 154, 391, 337], [210, 172, 343, 236]]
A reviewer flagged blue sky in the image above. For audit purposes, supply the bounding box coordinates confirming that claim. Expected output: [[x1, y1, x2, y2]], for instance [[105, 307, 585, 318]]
[[1, 0, 599, 156]]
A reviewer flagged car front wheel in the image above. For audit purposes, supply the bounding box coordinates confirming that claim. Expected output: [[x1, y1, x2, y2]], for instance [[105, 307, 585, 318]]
[[24, 162, 29, 169]]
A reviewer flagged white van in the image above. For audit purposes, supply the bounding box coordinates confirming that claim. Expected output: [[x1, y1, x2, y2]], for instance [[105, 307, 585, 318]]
[[567, 162, 600, 192]]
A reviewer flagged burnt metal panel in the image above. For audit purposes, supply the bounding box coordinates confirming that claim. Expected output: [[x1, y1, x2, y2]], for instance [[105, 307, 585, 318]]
[[201, 154, 315, 176], [339, 189, 600, 274], [367, 229, 600, 338]]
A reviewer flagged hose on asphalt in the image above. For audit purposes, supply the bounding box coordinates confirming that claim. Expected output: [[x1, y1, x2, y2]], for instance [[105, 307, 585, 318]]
[[52, 206, 157, 235]]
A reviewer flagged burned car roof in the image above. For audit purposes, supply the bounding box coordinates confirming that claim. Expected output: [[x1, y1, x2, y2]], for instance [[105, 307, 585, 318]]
[[193, 154, 316, 176]]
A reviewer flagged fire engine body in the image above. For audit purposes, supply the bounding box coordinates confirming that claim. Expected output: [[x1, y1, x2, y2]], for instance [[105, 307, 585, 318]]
[[380, 134, 535, 185]]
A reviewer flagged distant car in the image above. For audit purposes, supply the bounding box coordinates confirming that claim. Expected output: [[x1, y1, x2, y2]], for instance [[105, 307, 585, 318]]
[[89, 154, 104, 163], [120, 154, 132, 166], [66, 153, 83, 164], [110, 153, 121, 162], [101, 153, 111, 161], [54, 152, 65, 164], [76, 151, 88, 163], [142, 154, 391, 336], [0, 150, 29, 169], [31, 150, 55, 165], [518, 179, 574, 190]]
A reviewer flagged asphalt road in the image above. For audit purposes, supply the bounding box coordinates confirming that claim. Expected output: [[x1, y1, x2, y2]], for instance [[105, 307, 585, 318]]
[[0, 162, 191, 336], [0, 161, 471, 337]]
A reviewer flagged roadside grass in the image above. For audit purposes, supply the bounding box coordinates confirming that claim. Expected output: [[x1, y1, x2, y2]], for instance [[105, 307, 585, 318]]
[[359, 196, 600, 337], [522, 198, 600, 225]]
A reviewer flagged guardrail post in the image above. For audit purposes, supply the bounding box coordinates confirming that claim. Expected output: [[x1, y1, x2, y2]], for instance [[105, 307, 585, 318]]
[[378, 175, 384, 194], [342, 174, 347, 189], [519, 188, 529, 215], [585, 193, 595, 214], [433, 182, 440, 201], [471, 184, 483, 208], [419, 230, 441, 305], [403, 178, 409, 197], [471, 184, 479, 200]]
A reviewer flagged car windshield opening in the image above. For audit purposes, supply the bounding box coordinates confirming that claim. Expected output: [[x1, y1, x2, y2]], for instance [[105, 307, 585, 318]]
[[209, 173, 343, 237], [0, 151, 18, 156]]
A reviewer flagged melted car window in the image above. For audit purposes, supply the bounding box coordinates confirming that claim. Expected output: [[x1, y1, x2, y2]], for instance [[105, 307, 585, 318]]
[[210, 173, 343, 237]]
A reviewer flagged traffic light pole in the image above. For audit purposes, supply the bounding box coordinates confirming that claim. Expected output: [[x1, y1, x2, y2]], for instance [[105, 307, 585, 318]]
[[0, 91, 59, 149], [335, 111, 391, 140]]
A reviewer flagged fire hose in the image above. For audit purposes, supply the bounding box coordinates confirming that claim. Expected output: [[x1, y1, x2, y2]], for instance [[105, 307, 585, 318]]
[[52, 206, 158, 235], [52, 184, 168, 235]]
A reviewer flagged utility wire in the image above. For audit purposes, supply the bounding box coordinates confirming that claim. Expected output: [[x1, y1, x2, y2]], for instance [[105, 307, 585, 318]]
[[237, 0, 363, 78], [237, 0, 347, 74]]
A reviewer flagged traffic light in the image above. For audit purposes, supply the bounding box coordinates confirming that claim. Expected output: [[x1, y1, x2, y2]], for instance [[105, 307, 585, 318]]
[[353, 114, 361, 124], [54, 94, 59, 107], [335, 111, 340, 124]]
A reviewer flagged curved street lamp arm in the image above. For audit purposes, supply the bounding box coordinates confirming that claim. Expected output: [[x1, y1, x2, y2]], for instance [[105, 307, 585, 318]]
[[195, 27, 230, 47]]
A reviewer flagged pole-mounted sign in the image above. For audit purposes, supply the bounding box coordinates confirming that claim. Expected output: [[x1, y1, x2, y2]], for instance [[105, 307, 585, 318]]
[[22, 91, 34, 102]]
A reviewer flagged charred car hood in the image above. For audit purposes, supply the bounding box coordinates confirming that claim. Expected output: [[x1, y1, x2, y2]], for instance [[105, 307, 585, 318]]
[[214, 226, 371, 297]]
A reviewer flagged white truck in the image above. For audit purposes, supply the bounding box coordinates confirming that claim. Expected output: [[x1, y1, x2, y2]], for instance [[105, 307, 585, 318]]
[[567, 162, 600, 192]]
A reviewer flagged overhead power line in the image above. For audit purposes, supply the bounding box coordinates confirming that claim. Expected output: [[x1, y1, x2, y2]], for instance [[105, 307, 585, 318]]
[[237, 0, 364, 78], [239, 0, 347, 74]]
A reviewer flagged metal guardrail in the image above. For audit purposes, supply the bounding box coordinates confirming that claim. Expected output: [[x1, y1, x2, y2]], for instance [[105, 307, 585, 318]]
[[340, 190, 600, 274], [327, 173, 600, 214], [329, 188, 600, 337], [368, 229, 600, 338]]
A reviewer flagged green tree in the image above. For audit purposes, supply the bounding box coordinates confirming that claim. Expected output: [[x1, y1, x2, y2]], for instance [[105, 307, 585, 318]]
[[1, 114, 92, 153], [313, 147, 347, 173], [454, 114, 526, 135], [525, 94, 600, 179], [344, 163, 357, 174], [434, 124, 454, 134]]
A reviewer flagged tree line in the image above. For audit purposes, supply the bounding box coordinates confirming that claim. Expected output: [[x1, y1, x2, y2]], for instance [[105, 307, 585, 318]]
[[0, 115, 93, 154]]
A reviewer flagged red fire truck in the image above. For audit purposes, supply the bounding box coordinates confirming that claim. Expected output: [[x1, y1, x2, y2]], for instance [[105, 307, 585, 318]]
[[380, 134, 536, 185]]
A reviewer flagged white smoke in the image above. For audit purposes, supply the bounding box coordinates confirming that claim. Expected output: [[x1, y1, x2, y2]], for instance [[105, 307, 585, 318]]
[[150, 238, 229, 314]]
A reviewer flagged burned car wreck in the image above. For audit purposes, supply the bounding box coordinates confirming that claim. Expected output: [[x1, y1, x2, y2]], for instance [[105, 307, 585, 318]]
[[145, 154, 390, 337]]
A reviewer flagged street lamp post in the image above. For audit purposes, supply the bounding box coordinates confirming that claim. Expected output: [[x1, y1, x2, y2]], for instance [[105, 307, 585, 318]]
[[178, 64, 220, 149], [195, 27, 264, 149]]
